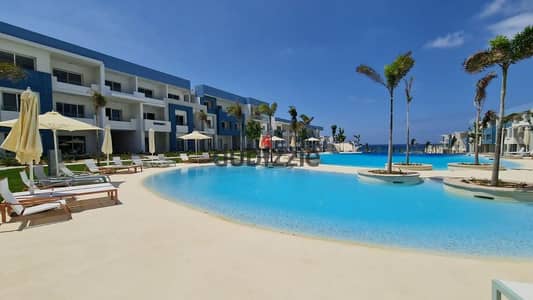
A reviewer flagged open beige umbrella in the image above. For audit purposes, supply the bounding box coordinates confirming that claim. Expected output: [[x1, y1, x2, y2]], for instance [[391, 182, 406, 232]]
[[0, 88, 42, 185], [179, 131, 211, 155], [101, 126, 113, 165], [0, 111, 101, 176], [148, 128, 156, 156]]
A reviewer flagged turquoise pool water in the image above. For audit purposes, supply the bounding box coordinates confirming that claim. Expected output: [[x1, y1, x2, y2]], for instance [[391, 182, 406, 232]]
[[144, 166, 533, 258], [320, 153, 516, 170]]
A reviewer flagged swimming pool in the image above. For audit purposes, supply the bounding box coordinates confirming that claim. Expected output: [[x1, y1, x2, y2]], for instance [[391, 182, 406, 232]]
[[144, 166, 533, 258], [320, 152, 516, 170]]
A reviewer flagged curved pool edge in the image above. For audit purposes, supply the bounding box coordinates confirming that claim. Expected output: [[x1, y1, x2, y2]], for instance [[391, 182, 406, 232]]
[[141, 164, 533, 262]]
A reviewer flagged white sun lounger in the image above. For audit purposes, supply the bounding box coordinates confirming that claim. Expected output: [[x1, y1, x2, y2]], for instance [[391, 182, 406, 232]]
[[180, 153, 189, 162], [492, 279, 533, 300], [0, 178, 71, 222]]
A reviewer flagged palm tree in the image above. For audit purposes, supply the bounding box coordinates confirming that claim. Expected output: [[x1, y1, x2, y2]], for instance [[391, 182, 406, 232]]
[[353, 134, 361, 145], [197, 110, 208, 130], [92, 92, 106, 159], [472, 72, 497, 164], [331, 125, 337, 142], [288, 106, 299, 153], [227, 103, 244, 153], [258, 102, 278, 162], [245, 120, 262, 149], [482, 110, 497, 129], [463, 26, 533, 185], [357, 51, 415, 173], [404, 77, 414, 164], [299, 114, 314, 149], [0, 63, 25, 81]]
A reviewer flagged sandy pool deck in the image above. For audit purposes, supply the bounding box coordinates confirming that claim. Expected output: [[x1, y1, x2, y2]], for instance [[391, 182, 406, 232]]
[[1, 160, 533, 299]]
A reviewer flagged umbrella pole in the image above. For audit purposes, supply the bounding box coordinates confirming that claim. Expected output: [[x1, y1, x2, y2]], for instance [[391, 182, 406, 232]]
[[107, 153, 109, 166], [29, 161, 34, 194], [53, 129, 59, 177]]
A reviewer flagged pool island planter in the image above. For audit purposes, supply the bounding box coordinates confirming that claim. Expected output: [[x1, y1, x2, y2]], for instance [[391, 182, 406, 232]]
[[389, 163, 433, 171], [357, 169, 422, 185], [443, 177, 533, 201], [448, 162, 506, 171]]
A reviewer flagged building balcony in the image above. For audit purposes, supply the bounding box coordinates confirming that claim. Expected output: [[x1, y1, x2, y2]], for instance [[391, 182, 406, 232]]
[[176, 125, 189, 133], [74, 117, 96, 126], [105, 117, 138, 131], [52, 77, 94, 96], [203, 127, 216, 135], [144, 119, 171, 132]]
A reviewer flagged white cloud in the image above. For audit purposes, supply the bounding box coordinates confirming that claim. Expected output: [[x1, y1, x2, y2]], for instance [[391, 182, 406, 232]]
[[478, 0, 533, 18], [425, 31, 465, 49], [488, 12, 533, 36], [479, 0, 508, 18]]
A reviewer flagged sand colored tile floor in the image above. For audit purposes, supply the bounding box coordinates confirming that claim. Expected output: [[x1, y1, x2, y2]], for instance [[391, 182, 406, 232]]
[[1, 160, 533, 299]]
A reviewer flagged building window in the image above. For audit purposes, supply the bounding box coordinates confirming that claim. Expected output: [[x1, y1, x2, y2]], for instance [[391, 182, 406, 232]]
[[56, 102, 85, 118], [53, 69, 82, 85], [167, 93, 180, 100], [138, 87, 153, 98], [15, 55, 35, 71], [143, 112, 155, 120], [176, 115, 185, 125], [206, 119, 212, 128], [0, 50, 35, 71], [105, 108, 122, 121], [0, 51, 12, 64], [58, 135, 86, 155], [105, 80, 122, 92], [2, 92, 21, 111], [183, 95, 190, 102]]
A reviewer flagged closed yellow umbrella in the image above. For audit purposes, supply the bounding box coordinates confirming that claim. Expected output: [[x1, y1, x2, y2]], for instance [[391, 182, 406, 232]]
[[148, 128, 156, 156], [0, 88, 42, 185], [101, 126, 113, 165], [1, 88, 42, 164]]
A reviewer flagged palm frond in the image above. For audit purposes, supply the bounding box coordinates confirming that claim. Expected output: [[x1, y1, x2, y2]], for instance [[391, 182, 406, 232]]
[[288, 106, 298, 120], [404, 76, 414, 103], [463, 50, 503, 73], [356, 65, 385, 86], [0, 63, 26, 82], [384, 51, 415, 89], [227, 103, 243, 119], [511, 25, 533, 62], [474, 72, 497, 109]]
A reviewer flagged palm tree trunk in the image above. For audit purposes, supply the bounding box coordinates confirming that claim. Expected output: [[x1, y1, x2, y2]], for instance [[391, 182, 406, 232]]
[[95, 110, 100, 162], [406, 102, 410, 165], [269, 119, 273, 163], [387, 91, 394, 173], [474, 108, 480, 165], [491, 66, 507, 186]]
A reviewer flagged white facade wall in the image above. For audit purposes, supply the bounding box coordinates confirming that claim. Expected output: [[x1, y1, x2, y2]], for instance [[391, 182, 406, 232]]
[[137, 78, 164, 99], [50, 59, 99, 86], [0, 36, 51, 72], [105, 71, 136, 93]]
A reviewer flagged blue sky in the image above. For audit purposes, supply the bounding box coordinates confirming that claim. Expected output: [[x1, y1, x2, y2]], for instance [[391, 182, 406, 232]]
[[1, 0, 532, 143]]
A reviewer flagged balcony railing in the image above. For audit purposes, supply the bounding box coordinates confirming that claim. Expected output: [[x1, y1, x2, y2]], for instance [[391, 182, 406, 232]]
[[144, 119, 171, 132], [52, 77, 94, 96], [176, 125, 189, 133], [105, 117, 138, 131]]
